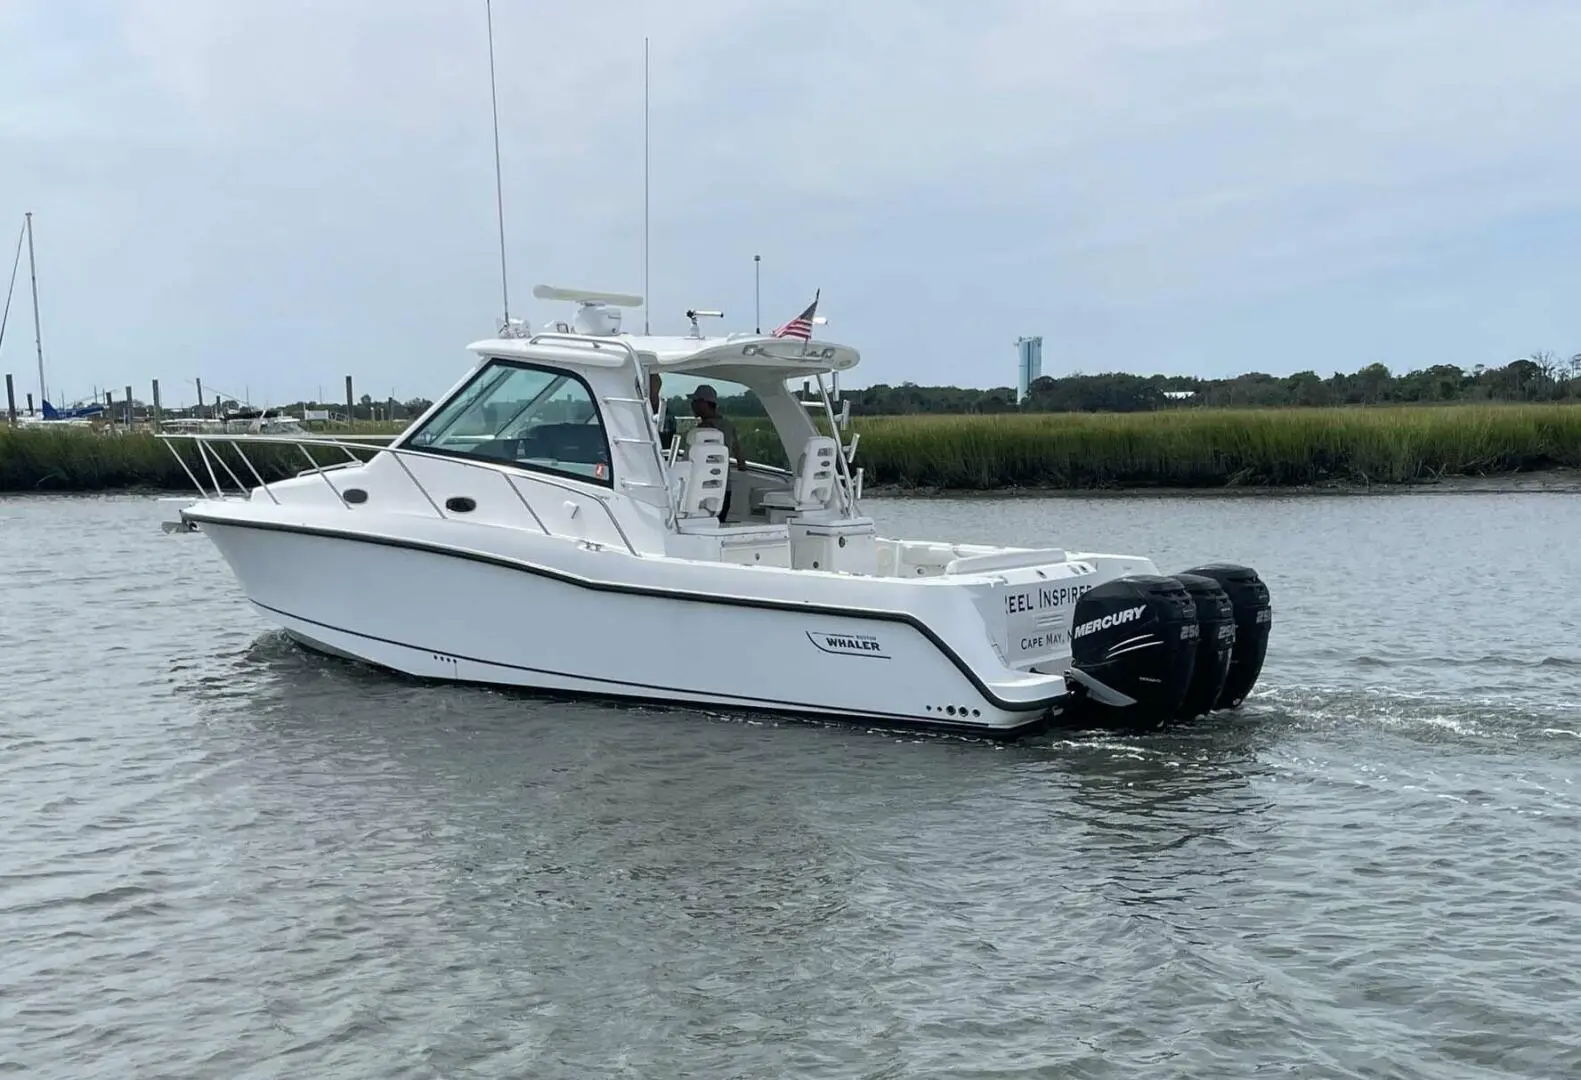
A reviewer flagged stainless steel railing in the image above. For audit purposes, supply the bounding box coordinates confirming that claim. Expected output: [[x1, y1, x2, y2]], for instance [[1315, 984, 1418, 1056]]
[[156, 432, 642, 556]]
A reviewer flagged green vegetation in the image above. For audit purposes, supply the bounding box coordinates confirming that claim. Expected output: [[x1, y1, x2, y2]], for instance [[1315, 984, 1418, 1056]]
[[104, 348, 1575, 431], [741, 404, 1581, 489], [0, 427, 380, 493], [4, 403, 1577, 493], [695, 352, 1581, 417]]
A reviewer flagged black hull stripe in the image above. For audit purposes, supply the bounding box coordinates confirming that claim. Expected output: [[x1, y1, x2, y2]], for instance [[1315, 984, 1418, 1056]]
[[187, 511, 1063, 713], [261, 601, 1051, 740]]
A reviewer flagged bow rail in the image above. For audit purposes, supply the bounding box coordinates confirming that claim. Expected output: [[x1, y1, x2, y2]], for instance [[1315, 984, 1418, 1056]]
[[156, 431, 641, 556]]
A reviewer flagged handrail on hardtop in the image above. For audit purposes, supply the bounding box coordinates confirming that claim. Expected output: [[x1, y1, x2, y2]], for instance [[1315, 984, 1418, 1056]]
[[524, 331, 638, 356], [155, 430, 641, 556]]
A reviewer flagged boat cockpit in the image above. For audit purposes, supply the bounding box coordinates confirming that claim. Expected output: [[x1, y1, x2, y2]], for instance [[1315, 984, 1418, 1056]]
[[158, 285, 1055, 583], [389, 287, 879, 573]]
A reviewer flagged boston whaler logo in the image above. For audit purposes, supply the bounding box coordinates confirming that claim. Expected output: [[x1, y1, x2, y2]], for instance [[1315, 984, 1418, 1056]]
[[806, 630, 891, 660], [1071, 604, 1147, 640]]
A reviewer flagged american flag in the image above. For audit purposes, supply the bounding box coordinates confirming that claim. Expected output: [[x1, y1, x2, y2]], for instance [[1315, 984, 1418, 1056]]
[[771, 290, 820, 341]]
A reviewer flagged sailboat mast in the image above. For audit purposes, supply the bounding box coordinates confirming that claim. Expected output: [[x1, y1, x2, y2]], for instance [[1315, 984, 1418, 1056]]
[[24, 212, 44, 409]]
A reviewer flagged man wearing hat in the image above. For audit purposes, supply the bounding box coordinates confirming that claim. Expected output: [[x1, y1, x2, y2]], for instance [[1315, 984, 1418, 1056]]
[[690, 383, 747, 521]]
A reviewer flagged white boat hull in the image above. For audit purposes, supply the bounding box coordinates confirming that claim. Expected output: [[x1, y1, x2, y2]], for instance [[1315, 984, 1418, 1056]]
[[195, 515, 1076, 736], [157, 313, 1273, 739]]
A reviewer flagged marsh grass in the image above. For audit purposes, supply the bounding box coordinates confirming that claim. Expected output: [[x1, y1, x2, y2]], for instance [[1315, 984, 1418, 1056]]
[[737, 404, 1581, 489], [0, 428, 379, 492], [3, 404, 1577, 492]]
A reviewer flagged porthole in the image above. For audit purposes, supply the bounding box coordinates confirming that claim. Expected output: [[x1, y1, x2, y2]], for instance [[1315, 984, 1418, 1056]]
[[445, 496, 477, 513], [342, 488, 368, 505]]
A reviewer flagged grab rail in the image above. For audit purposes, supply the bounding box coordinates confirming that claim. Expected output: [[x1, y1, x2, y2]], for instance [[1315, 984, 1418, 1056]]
[[156, 431, 641, 557], [524, 331, 664, 449]]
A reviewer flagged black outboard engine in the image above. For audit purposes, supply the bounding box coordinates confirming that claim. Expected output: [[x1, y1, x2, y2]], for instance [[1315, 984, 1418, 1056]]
[[1182, 563, 1272, 709], [1063, 574, 1199, 731], [1172, 573, 1236, 719]]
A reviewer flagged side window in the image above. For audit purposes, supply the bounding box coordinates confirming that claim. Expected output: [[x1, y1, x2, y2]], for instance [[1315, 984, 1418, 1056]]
[[405, 360, 612, 485]]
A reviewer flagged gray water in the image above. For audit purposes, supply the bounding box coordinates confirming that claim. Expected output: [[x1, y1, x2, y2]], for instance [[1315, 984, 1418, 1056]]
[[2, 491, 1579, 1078]]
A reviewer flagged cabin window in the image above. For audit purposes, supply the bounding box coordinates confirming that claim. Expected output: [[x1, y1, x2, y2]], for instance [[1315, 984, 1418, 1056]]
[[403, 360, 613, 487]]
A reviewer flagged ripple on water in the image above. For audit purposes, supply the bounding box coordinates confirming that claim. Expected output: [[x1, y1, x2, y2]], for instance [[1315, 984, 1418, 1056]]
[[1, 492, 1580, 1077]]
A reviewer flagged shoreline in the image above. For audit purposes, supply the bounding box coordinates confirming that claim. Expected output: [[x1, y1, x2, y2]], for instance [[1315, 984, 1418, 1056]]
[[4, 406, 1579, 496], [4, 466, 1578, 501], [860, 467, 1581, 499]]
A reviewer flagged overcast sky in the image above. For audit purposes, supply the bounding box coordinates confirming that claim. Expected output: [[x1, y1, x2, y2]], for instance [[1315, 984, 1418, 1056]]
[[3, 0, 1579, 408]]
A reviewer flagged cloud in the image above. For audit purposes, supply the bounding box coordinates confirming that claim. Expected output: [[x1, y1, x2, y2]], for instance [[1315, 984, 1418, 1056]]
[[0, 0, 1578, 404]]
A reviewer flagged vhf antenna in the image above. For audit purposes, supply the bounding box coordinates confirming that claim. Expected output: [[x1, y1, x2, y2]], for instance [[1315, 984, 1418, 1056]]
[[485, 0, 511, 329], [643, 36, 651, 334]]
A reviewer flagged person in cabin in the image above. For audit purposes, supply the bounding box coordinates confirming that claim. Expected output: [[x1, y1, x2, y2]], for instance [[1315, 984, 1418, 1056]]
[[648, 372, 678, 450], [690, 383, 747, 522], [690, 384, 746, 471]]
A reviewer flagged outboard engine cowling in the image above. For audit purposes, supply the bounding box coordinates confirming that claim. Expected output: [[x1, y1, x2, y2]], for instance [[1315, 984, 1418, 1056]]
[[1172, 573, 1236, 720], [1064, 574, 1198, 730], [1182, 563, 1271, 709]]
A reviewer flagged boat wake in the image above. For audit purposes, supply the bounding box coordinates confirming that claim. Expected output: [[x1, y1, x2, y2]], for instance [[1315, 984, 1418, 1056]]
[[1237, 683, 1581, 749], [1348, 652, 1581, 671]]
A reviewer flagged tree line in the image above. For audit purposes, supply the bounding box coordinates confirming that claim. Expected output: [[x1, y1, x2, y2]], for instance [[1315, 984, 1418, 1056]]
[[704, 352, 1581, 416], [89, 351, 1581, 423]]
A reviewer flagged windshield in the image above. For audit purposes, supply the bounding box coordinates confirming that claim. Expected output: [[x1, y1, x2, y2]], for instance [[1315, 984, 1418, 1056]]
[[405, 360, 612, 486]]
